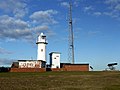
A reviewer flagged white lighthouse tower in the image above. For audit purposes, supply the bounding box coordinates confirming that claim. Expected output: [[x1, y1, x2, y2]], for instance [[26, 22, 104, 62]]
[[36, 33, 48, 62]]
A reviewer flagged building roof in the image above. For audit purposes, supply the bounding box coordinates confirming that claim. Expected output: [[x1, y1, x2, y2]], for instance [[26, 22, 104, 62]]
[[18, 60, 46, 62], [60, 63, 89, 65], [49, 52, 61, 55]]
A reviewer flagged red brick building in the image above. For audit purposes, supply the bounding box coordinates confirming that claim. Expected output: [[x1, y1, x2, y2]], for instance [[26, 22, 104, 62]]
[[10, 60, 46, 72], [60, 63, 89, 71]]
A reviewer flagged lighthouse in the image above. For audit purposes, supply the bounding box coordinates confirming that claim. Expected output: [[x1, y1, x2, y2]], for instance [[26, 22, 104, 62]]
[[36, 33, 48, 62]]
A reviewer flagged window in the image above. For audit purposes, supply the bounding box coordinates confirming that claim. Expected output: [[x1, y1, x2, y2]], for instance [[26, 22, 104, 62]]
[[56, 56, 59, 57], [41, 49, 43, 52], [42, 36, 45, 39]]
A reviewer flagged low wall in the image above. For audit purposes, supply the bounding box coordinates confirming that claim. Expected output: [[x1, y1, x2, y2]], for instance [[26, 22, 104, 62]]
[[51, 68, 61, 71], [10, 64, 89, 72], [46, 68, 66, 71], [10, 68, 46, 72], [63, 64, 89, 71], [46, 68, 59, 71], [0, 67, 10, 72]]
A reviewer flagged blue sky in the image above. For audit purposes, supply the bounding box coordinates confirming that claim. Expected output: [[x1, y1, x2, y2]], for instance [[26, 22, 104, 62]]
[[0, 0, 120, 71]]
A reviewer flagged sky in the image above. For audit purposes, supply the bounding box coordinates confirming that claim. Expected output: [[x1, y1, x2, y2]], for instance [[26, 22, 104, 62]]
[[0, 0, 120, 71]]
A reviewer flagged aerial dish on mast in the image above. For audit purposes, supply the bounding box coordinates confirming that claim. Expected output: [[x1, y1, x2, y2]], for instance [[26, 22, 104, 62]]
[[90, 66, 93, 71], [107, 63, 118, 71]]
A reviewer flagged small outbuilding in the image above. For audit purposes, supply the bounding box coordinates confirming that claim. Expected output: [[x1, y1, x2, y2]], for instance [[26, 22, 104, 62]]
[[11, 60, 46, 68], [10, 60, 46, 72], [49, 52, 61, 68]]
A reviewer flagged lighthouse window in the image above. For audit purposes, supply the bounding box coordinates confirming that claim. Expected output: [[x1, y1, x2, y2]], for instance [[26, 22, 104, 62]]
[[41, 49, 43, 52], [42, 37, 45, 39]]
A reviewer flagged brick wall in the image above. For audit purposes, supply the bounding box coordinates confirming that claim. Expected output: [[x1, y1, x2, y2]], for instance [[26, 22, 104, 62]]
[[63, 64, 89, 71], [51, 68, 61, 71], [10, 64, 89, 72], [10, 68, 46, 72], [46, 64, 89, 71], [46, 68, 61, 71]]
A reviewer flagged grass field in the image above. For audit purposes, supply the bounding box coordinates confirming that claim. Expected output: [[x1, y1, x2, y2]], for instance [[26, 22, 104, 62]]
[[0, 71, 120, 90]]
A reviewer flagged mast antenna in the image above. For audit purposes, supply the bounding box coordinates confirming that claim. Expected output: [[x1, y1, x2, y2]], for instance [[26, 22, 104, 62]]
[[68, 2, 74, 64]]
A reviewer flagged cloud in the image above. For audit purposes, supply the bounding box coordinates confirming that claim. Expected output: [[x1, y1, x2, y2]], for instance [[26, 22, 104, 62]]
[[0, 0, 28, 18], [103, 12, 119, 18], [61, 1, 80, 8], [30, 9, 58, 25], [82, 0, 120, 19], [31, 25, 49, 36], [61, 2, 69, 8], [73, 1, 79, 7], [0, 58, 15, 66], [0, 1, 58, 43], [0, 15, 31, 40], [83, 6, 94, 12], [93, 12, 102, 16], [0, 15, 29, 29], [0, 47, 13, 54], [115, 4, 120, 10], [46, 30, 56, 38], [83, 6, 97, 16], [104, 0, 120, 19], [0, 12, 57, 43], [105, 0, 120, 4]]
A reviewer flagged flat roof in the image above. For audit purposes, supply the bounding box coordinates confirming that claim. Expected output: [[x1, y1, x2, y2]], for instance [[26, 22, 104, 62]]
[[60, 63, 89, 65], [49, 52, 61, 55], [18, 60, 46, 62]]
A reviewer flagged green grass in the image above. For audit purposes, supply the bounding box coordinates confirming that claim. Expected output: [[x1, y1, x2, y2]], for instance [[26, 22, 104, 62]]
[[0, 71, 120, 90]]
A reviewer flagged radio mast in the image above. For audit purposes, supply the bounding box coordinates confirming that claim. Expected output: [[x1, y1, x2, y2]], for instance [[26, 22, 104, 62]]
[[68, 3, 74, 64]]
